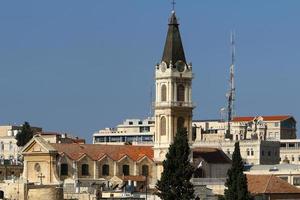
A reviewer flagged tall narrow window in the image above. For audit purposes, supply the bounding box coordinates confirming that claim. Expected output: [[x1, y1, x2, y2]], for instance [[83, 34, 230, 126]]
[[160, 116, 166, 136], [142, 165, 149, 176], [102, 164, 110, 176], [82, 164, 89, 176], [61, 164, 68, 176], [177, 117, 185, 131], [177, 84, 185, 102], [161, 84, 167, 102], [122, 165, 130, 176]]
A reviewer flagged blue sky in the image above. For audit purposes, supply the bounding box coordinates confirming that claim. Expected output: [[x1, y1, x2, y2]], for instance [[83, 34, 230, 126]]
[[0, 1, 299, 141]]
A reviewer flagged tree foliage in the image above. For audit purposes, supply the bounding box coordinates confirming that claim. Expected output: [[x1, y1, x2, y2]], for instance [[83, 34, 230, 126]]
[[15, 122, 34, 147], [224, 142, 252, 200], [156, 128, 195, 200]]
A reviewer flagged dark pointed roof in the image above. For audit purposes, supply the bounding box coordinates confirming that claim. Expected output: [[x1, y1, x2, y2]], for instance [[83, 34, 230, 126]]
[[162, 11, 186, 65]]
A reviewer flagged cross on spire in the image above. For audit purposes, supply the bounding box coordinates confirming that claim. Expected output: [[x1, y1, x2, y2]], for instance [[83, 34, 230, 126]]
[[171, 0, 176, 11]]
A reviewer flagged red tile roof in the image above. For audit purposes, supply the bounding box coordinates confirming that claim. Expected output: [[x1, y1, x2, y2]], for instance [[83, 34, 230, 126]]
[[247, 174, 300, 194], [50, 143, 153, 162], [232, 115, 292, 122], [193, 147, 231, 164]]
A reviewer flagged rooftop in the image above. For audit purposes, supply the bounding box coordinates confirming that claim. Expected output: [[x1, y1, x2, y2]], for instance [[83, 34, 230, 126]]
[[247, 174, 300, 194]]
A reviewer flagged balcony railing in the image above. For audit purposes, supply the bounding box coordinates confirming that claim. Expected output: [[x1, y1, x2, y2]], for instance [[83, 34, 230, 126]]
[[154, 101, 195, 108]]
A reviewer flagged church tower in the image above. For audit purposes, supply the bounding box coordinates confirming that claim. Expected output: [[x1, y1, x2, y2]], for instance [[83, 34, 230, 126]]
[[153, 11, 194, 164]]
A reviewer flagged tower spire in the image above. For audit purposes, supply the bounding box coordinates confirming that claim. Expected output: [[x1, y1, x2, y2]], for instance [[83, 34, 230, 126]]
[[161, 10, 186, 66]]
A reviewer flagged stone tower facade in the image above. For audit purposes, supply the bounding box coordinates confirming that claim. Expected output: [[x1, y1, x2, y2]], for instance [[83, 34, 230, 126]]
[[153, 11, 194, 165]]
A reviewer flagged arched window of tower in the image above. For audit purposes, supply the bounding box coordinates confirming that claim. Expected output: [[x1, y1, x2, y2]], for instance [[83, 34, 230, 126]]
[[177, 117, 185, 131], [160, 116, 166, 136], [161, 84, 167, 102], [177, 84, 185, 102]]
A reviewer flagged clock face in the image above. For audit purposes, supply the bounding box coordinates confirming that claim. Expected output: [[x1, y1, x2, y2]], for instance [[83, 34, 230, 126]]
[[176, 60, 185, 72]]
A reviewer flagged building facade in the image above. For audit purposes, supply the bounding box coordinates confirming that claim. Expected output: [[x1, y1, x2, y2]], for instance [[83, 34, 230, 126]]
[[93, 118, 154, 145]]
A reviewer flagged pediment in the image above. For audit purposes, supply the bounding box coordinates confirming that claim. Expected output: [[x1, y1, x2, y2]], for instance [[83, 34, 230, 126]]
[[23, 140, 50, 153]]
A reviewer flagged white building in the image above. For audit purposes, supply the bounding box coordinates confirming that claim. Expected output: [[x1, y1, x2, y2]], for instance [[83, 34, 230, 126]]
[[93, 118, 154, 145]]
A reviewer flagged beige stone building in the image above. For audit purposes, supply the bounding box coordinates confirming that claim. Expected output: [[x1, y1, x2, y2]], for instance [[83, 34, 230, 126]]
[[193, 140, 280, 165], [193, 115, 296, 142], [279, 139, 300, 164]]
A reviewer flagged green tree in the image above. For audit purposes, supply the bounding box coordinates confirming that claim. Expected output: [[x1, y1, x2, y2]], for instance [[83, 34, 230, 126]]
[[224, 142, 252, 200], [156, 128, 194, 200], [15, 122, 34, 147]]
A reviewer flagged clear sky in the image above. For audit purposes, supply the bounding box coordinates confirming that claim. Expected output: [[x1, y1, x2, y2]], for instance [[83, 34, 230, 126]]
[[0, 1, 299, 142]]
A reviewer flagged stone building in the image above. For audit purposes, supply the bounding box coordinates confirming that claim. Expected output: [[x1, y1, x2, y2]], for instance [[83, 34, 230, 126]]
[[193, 115, 296, 142], [22, 136, 154, 194]]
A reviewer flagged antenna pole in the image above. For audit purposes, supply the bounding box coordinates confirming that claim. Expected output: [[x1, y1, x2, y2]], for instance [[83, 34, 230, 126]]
[[226, 31, 236, 139], [171, 0, 176, 12]]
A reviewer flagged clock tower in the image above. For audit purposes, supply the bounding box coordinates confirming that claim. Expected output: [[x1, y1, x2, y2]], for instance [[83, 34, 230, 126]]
[[153, 11, 194, 166]]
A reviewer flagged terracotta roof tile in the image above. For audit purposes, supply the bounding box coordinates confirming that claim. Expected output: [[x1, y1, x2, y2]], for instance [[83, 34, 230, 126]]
[[247, 174, 300, 194], [232, 115, 291, 122], [50, 143, 153, 162]]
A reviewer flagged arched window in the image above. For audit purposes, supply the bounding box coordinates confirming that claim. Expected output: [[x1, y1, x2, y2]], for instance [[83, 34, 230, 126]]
[[160, 116, 166, 136], [177, 117, 185, 131], [161, 84, 167, 102], [122, 165, 130, 176], [102, 164, 110, 176], [142, 165, 149, 176], [61, 163, 68, 176], [177, 84, 185, 102], [82, 164, 89, 176]]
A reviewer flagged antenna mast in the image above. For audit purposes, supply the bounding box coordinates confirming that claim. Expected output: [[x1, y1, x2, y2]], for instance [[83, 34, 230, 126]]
[[226, 31, 236, 139]]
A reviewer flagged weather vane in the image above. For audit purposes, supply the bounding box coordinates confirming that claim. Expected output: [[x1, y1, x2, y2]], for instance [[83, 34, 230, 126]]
[[171, 0, 176, 11]]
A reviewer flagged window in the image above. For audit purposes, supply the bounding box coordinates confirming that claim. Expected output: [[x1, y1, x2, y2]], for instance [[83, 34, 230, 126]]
[[247, 149, 250, 156], [192, 127, 197, 141], [294, 177, 300, 186], [0, 142, 3, 151], [102, 164, 109, 176], [298, 156, 300, 162], [292, 156, 295, 162], [9, 142, 13, 151], [129, 121, 133, 125], [279, 176, 288, 182], [122, 165, 130, 176], [177, 84, 185, 102], [161, 84, 167, 102], [274, 122, 279, 127], [140, 126, 150, 133], [82, 164, 89, 176], [177, 117, 185, 131], [262, 151, 265, 156], [160, 117, 166, 136], [251, 149, 254, 156], [235, 135, 239, 141], [268, 151, 271, 156], [138, 121, 143, 125], [142, 165, 149, 176], [61, 164, 68, 176]]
